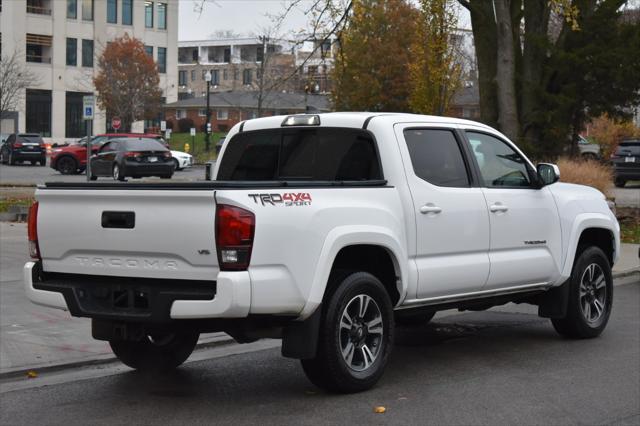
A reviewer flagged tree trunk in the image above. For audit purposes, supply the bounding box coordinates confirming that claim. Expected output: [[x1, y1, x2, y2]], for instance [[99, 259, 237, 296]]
[[463, 0, 499, 129], [494, 0, 520, 141]]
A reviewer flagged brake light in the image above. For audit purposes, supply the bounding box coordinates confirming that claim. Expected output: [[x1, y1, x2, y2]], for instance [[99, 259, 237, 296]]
[[125, 152, 143, 161], [14, 142, 23, 148], [27, 202, 40, 259], [215, 204, 255, 271]]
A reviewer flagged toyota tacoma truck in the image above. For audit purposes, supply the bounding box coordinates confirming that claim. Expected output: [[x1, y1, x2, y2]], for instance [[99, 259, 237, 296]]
[[25, 113, 620, 393]]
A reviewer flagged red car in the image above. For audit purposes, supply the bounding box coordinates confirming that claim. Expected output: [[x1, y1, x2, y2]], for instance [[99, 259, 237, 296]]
[[50, 133, 166, 174]]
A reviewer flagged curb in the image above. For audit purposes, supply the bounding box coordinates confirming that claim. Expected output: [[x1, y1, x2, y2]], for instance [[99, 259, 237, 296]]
[[0, 335, 236, 381], [612, 268, 640, 279]]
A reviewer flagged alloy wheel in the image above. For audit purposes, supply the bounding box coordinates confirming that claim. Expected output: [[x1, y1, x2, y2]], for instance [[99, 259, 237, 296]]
[[339, 294, 384, 372], [579, 263, 607, 324]]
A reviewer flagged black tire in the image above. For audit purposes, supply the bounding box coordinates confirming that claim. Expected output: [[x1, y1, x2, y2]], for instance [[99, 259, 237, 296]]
[[395, 311, 436, 327], [56, 156, 77, 174], [551, 246, 613, 339], [160, 173, 173, 179], [0, 149, 5, 164], [113, 164, 125, 181], [30, 160, 37, 165], [172, 158, 181, 171], [614, 178, 626, 188], [8, 151, 16, 165], [89, 174, 98, 181], [581, 152, 598, 161], [39, 157, 47, 166], [110, 332, 199, 371], [300, 271, 394, 393]]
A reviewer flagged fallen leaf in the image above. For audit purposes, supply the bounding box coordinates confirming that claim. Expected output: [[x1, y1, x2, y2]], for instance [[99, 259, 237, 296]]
[[26, 370, 38, 379], [374, 406, 386, 414]]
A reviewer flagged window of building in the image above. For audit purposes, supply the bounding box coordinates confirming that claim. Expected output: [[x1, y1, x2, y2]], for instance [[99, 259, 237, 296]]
[[144, 45, 153, 58], [66, 38, 77, 66], [107, 0, 117, 23], [157, 47, 166, 73], [145, 1, 153, 28], [65, 91, 91, 137], [256, 46, 264, 62], [198, 109, 207, 117], [212, 69, 220, 85], [465, 131, 531, 188], [82, 39, 93, 67], [403, 129, 470, 187], [217, 128, 382, 182], [178, 71, 187, 86], [26, 34, 53, 63], [246, 110, 257, 119], [242, 69, 252, 85], [27, 0, 51, 15], [67, 0, 77, 18], [176, 109, 186, 119], [157, 3, 167, 30], [191, 70, 196, 81], [26, 89, 52, 137], [224, 48, 231, 63], [217, 109, 228, 120], [202, 70, 207, 80], [223, 69, 228, 80], [122, 0, 133, 25], [82, 0, 93, 21]]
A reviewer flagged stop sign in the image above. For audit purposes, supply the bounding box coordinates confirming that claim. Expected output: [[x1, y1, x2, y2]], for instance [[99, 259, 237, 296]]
[[111, 117, 121, 130]]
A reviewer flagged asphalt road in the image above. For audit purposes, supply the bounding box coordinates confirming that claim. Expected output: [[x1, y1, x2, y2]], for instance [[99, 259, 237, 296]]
[[1, 278, 638, 425]]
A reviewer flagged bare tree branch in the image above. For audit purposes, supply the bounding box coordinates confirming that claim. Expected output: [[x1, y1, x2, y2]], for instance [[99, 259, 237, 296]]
[[0, 50, 39, 119]]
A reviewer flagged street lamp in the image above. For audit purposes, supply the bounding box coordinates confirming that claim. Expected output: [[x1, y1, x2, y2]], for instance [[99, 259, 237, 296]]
[[204, 70, 212, 152]]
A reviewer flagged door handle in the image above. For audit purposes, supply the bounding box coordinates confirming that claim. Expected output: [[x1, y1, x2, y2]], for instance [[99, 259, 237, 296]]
[[489, 203, 509, 213], [420, 204, 442, 214]]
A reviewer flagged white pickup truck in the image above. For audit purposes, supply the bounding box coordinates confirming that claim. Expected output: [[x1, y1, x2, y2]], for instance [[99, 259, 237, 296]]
[[25, 113, 620, 393]]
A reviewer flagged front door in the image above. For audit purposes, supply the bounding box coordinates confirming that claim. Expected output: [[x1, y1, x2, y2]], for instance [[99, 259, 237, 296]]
[[395, 125, 491, 300], [92, 141, 119, 176], [463, 130, 562, 289]]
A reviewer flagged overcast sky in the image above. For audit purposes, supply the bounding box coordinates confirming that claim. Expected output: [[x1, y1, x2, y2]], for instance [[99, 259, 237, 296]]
[[179, 0, 312, 41]]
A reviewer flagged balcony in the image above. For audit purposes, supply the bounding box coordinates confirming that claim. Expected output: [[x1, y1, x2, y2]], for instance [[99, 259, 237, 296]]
[[26, 34, 53, 64], [26, 0, 52, 16]]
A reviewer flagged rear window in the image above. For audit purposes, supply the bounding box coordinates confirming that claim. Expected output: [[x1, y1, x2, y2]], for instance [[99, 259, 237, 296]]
[[616, 141, 640, 156], [121, 139, 168, 151], [217, 128, 382, 181], [18, 135, 43, 144]]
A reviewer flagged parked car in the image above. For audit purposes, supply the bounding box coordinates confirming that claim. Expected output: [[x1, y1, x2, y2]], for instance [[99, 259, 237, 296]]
[[215, 135, 227, 154], [169, 150, 193, 171], [50, 133, 167, 175], [611, 139, 640, 187], [89, 137, 174, 181], [578, 135, 601, 160], [25, 113, 619, 393], [0, 133, 47, 166]]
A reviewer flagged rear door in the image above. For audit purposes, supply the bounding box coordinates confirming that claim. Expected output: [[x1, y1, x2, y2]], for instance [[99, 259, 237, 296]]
[[395, 125, 490, 299], [92, 141, 119, 176], [463, 130, 562, 289]]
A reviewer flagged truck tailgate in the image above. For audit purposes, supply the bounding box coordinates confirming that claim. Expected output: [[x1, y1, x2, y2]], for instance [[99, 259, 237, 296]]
[[37, 188, 219, 281]]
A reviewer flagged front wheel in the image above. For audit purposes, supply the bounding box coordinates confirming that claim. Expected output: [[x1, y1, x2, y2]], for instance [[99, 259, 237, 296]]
[[551, 246, 613, 339], [109, 332, 199, 371], [301, 271, 394, 393], [113, 164, 125, 181]]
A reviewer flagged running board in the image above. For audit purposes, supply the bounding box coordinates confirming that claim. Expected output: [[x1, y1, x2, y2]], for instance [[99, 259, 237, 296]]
[[396, 282, 551, 311]]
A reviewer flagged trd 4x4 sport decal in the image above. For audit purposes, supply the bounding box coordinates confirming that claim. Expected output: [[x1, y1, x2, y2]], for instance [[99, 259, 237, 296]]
[[248, 193, 312, 206]]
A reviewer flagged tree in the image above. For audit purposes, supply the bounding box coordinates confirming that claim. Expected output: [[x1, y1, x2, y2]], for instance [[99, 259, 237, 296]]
[[0, 50, 38, 121], [458, 0, 640, 157], [409, 0, 464, 116], [93, 34, 162, 132], [589, 114, 640, 159], [332, 0, 418, 111]]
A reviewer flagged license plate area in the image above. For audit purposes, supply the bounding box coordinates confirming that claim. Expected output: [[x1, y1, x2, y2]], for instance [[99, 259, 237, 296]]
[[147, 156, 158, 162], [625, 156, 635, 163]]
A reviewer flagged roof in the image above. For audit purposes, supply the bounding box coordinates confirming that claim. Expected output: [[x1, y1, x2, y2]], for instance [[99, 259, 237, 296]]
[[165, 91, 331, 112], [451, 83, 480, 107]]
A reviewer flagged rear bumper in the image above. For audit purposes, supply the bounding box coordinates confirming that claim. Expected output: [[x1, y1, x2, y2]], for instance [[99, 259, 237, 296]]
[[24, 262, 251, 321], [12, 151, 46, 160], [613, 166, 640, 180], [123, 162, 173, 177]]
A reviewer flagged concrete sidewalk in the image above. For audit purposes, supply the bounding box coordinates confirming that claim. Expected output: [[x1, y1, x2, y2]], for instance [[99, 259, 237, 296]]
[[0, 221, 638, 377]]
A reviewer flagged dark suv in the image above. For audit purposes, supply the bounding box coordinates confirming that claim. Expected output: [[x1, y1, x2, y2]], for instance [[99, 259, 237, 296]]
[[611, 139, 640, 187], [0, 134, 47, 166]]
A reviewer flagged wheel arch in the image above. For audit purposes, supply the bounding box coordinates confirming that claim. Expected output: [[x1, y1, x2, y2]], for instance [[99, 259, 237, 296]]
[[298, 226, 408, 320]]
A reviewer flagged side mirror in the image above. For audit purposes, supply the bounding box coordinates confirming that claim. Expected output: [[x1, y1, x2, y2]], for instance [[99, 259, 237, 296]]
[[537, 163, 560, 186]]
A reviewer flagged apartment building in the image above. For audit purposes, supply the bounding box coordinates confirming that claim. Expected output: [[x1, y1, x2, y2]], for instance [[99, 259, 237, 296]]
[[0, 0, 178, 144]]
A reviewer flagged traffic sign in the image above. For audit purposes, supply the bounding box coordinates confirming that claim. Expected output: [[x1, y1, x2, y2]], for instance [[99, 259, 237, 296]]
[[190, 127, 196, 136], [83, 96, 94, 120], [111, 117, 121, 130], [160, 120, 166, 131]]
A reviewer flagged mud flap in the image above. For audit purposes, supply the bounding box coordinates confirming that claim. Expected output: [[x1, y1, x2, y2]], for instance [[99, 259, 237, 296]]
[[281, 305, 322, 359], [538, 279, 570, 319]]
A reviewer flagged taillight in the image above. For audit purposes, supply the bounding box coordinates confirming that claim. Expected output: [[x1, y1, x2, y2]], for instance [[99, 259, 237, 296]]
[[125, 152, 142, 161], [27, 202, 40, 259], [14, 142, 23, 148], [215, 204, 255, 271]]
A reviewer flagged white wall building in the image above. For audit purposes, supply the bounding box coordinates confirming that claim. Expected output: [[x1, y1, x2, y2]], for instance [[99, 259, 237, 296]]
[[0, 0, 178, 144]]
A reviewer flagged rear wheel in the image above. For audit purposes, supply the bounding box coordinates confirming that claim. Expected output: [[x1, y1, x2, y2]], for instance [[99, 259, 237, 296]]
[[551, 246, 613, 339], [172, 158, 181, 171], [89, 174, 98, 181], [301, 271, 394, 393], [109, 332, 199, 371], [39, 157, 47, 166], [112, 164, 125, 181], [8, 151, 16, 165], [614, 178, 626, 188]]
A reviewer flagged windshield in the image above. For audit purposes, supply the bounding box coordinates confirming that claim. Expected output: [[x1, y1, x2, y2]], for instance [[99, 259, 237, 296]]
[[122, 139, 168, 151]]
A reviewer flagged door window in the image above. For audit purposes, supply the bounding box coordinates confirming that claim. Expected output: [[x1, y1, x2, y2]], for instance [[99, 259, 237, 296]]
[[99, 141, 117, 152], [466, 132, 531, 188], [403, 129, 470, 187]]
